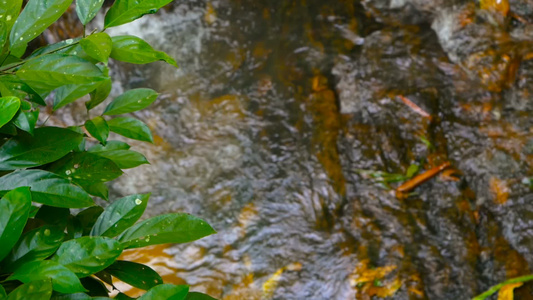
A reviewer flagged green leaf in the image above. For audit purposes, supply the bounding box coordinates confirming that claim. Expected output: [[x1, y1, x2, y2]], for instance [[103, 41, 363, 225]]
[[107, 117, 153, 143], [186, 292, 217, 300], [105, 261, 162, 290], [78, 182, 108, 200], [110, 35, 177, 67], [0, 170, 94, 208], [0, 127, 83, 170], [85, 78, 111, 111], [13, 110, 39, 135], [138, 284, 188, 300], [66, 215, 83, 240], [88, 140, 130, 152], [80, 33, 112, 63], [2, 225, 64, 273], [20, 101, 32, 111], [103, 88, 158, 115], [94, 271, 113, 286], [85, 117, 109, 145], [0, 75, 46, 105], [0, 284, 6, 298], [53, 81, 104, 110], [118, 213, 216, 249], [52, 236, 123, 277], [50, 292, 91, 300], [29, 205, 39, 218], [80, 277, 108, 297], [91, 194, 149, 237], [0, 96, 20, 128], [115, 293, 134, 300], [6, 279, 53, 300], [47, 152, 123, 184], [0, 0, 23, 32], [35, 206, 70, 230], [0, 20, 7, 50], [28, 38, 80, 58], [9, 0, 73, 50], [75, 0, 105, 25], [0, 187, 31, 261], [405, 164, 419, 178], [104, 0, 173, 28], [8, 260, 86, 294], [16, 54, 106, 95], [0, 122, 17, 135], [93, 149, 148, 169], [75, 206, 104, 236]]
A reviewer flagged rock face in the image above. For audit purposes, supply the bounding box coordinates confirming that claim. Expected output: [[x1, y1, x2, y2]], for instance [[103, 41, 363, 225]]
[[335, 0, 533, 298]]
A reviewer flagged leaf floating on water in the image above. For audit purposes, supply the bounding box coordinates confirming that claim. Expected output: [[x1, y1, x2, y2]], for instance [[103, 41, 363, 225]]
[[204, 2, 217, 25], [262, 262, 302, 299], [349, 259, 400, 298], [490, 177, 510, 205]]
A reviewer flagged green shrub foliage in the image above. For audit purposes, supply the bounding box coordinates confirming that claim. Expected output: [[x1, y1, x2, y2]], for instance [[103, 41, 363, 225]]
[[0, 0, 216, 299]]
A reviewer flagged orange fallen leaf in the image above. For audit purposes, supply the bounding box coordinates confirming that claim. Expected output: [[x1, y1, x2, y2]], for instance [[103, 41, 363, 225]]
[[490, 177, 510, 204], [480, 0, 510, 17], [397, 95, 431, 119], [396, 162, 451, 193]]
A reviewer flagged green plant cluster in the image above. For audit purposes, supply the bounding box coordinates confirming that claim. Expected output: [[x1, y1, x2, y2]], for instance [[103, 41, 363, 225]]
[[0, 0, 216, 299]]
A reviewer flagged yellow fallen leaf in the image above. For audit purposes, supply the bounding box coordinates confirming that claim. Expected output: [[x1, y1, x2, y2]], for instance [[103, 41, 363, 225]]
[[262, 262, 302, 299], [205, 2, 217, 25], [498, 282, 523, 300]]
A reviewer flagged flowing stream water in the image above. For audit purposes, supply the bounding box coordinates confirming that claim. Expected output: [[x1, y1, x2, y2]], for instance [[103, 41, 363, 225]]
[[50, 0, 533, 299]]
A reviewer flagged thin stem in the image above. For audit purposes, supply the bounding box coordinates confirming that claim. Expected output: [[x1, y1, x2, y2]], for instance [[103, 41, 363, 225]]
[[42, 110, 55, 127]]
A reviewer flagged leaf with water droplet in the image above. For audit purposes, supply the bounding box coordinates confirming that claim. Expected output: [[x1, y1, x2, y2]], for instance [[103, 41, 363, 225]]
[[0, 170, 93, 208], [104, 0, 173, 28], [16, 54, 107, 96], [118, 213, 216, 249], [90, 194, 149, 237], [2, 225, 64, 273], [5, 279, 52, 300], [0, 0, 22, 33], [8, 260, 85, 294], [9, 0, 73, 50], [47, 152, 123, 185], [105, 260, 162, 290], [0, 127, 84, 170], [80, 32, 112, 63], [75, 0, 105, 25], [52, 236, 123, 277]]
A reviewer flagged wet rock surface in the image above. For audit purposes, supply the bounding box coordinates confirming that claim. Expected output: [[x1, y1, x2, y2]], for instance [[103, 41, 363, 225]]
[[336, 0, 533, 298]]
